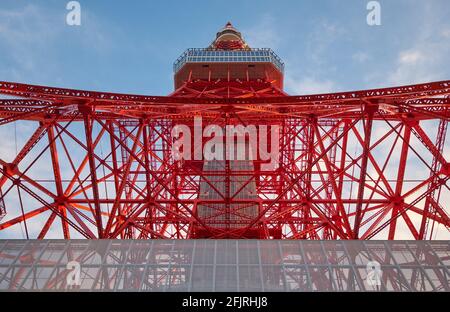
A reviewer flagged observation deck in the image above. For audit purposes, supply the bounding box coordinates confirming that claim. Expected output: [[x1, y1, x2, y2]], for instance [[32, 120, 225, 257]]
[[173, 23, 285, 90]]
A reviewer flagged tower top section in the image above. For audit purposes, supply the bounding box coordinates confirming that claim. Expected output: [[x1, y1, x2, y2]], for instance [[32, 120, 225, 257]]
[[173, 22, 284, 90], [209, 22, 250, 50]]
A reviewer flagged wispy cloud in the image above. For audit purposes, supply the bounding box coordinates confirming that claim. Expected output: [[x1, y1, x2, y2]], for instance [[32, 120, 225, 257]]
[[0, 3, 115, 84], [386, 3, 450, 85], [242, 14, 281, 49], [0, 4, 58, 80], [305, 20, 346, 66], [285, 76, 337, 95], [284, 20, 345, 94], [352, 51, 370, 63]]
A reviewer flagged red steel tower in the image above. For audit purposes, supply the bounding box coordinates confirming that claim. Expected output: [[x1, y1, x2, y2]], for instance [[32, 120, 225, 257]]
[[0, 22, 449, 239]]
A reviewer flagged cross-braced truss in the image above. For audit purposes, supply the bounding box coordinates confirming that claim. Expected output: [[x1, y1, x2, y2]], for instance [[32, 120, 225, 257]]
[[0, 79, 449, 239]]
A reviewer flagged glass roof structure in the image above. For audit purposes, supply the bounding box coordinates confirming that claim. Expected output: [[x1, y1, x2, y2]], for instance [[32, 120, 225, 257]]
[[0, 240, 448, 292]]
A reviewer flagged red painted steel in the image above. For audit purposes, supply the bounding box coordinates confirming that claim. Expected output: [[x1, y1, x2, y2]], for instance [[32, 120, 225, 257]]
[[0, 23, 449, 239]]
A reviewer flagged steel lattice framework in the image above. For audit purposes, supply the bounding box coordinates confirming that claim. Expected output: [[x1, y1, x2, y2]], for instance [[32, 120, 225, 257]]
[[0, 23, 449, 240]]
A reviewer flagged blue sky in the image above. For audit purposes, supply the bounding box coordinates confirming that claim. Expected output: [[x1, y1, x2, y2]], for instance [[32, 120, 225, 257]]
[[1, 0, 449, 96]]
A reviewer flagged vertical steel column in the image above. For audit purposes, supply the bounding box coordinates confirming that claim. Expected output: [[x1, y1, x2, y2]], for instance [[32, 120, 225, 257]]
[[82, 109, 103, 238], [353, 107, 374, 239]]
